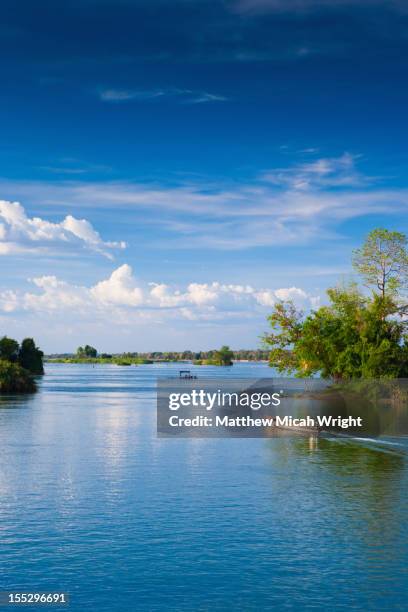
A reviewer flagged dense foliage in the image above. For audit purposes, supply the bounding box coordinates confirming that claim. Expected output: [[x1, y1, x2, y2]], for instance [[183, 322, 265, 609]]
[[19, 338, 44, 375], [0, 336, 43, 392], [213, 345, 234, 366], [195, 345, 235, 366], [264, 229, 408, 379], [0, 360, 37, 393], [76, 345, 98, 358]]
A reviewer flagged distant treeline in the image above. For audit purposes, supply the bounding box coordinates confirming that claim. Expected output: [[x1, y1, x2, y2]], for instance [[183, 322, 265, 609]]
[[46, 349, 269, 363]]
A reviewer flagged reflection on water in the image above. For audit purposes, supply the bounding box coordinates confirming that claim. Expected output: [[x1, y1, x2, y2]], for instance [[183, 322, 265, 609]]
[[0, 363, 407, 611], [291, 436, 406, 521], [290, 437, 408, 602]]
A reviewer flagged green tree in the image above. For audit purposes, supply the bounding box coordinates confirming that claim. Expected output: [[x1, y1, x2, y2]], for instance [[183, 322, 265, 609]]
[[263, 284, 408, 379], [0, 336, 19, 362], [264, 230, 408, 380], [353, 228, 408, 300], [18, 338, 44, 375], [214, 345, 234, 366], [77, 345, 97, 358], [263, 301, 304, 373]]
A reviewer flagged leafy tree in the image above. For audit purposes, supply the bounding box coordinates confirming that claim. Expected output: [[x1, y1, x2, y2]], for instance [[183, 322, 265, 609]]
[[77, 345, 97, 358], [264, 230, 408, 379], [0, 336, 19, 362], [353, 228, 408, 300], [214, 345, 234, 366], [18, 338, 44, 375], [0, 336, 43, 393], [263, 280, 408, 379], [263, 301, 304, 372]]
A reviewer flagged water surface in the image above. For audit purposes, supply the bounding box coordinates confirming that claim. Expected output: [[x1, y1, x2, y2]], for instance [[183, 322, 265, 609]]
[[0, 363, 407, 610]]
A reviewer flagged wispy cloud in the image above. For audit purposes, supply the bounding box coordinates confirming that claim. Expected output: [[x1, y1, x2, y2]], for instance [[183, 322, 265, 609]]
[[99, 89, 166, 102], [40, 167, 88, 175], [261, 153, 371, 189], [234, 0, 403, 14], [39, 159, 112, 176], [98, 88, 227, 104], [298, 147, 319, 154], [184, 92, 228, 104], [0, 154, 406, 252]]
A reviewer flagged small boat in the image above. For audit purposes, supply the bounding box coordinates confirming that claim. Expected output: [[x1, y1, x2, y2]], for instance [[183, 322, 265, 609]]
[[179, 370, 197, 380]]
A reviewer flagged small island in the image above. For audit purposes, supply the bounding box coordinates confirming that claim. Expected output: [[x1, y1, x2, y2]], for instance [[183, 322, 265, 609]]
[[193, 345, 234, 366]]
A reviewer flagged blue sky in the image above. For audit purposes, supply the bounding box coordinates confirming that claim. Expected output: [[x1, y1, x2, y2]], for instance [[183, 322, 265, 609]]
[[0, 0, 407, 352]]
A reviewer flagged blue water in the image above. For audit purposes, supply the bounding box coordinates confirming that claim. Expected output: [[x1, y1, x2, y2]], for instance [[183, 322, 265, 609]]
[[0, 363, 407, 611]]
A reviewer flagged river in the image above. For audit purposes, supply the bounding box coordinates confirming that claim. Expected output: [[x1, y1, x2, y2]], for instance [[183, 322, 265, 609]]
[[0, 363, 407, 610]]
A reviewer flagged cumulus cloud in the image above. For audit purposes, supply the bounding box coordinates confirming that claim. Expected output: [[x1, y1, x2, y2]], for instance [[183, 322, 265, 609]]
[[0, 200, 126, 259], [274, 286, 308, 300], [24, 277, 90, 312], [91, 265, 144, 306], [0, 289, 19, 313], [253, 290, 276, 307], [0, 265, 318, 322]]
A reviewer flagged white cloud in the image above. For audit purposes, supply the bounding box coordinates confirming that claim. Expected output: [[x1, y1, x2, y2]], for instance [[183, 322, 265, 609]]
[[185, 283, 220, 306], [62, 215, 126, 251], [91, 265, 144, 306], [0, 290, 19, 313], [274, 286, 308, 300], [0, 265, 318, 323], [253, 290, 276, 307], [24, 276, 90, 313], [261, 153, 368, 190], [149, 283, 184, 307], [0, 200, 126, 259]]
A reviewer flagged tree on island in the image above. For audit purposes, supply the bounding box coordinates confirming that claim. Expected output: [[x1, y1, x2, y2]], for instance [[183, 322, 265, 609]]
[[76, 345, 98, 358], [263, 228, 408, 379], [0, 336, 44, 392], [214, 345, 234, 366], [19, 338, 44, 375], [0, 337, 20, 362]]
